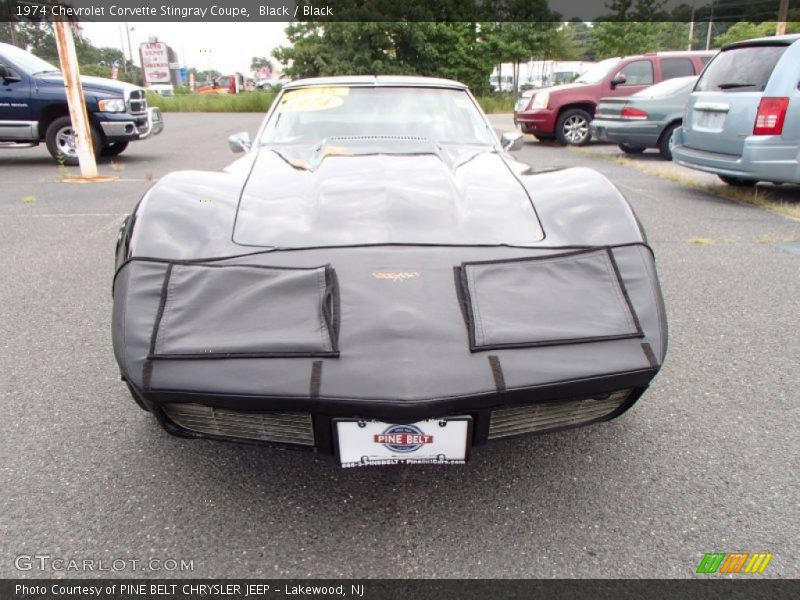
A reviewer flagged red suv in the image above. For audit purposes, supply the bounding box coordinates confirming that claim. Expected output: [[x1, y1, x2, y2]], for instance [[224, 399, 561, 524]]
[[514, 51, 715, 146]]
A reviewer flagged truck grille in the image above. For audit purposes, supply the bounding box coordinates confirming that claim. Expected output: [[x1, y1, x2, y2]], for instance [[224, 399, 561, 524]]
[[128, 89, 147, 115], [487, 390, 632, 439], [162, 403, 315, 446]]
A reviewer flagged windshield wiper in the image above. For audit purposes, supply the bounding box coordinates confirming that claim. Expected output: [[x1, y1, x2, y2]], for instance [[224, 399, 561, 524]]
[[31, 69, 61, 76], [717, 82, 757, 89]]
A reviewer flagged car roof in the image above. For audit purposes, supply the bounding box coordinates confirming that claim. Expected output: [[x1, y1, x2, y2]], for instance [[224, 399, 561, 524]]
[[721, 33, 800, 51], [283, 75, 468, 91]]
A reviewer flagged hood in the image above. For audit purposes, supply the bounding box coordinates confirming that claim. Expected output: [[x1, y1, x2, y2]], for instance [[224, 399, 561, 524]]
[[523, 82, 590, 98], [232, 141, 544, 248], [35, 73, 138, 96]]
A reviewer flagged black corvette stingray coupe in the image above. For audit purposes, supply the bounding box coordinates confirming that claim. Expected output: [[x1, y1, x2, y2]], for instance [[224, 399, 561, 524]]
[[112, 76, 667, 466]]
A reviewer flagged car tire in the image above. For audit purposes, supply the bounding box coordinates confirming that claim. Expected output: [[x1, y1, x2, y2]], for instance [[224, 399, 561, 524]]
[[718, 175, 758, 187], [619, 143, 646, 155], [100, 141, 129, 157], [657, 123, 680, 160], [533, 134, 556, 142], [45, 116, 101, 166], [556, 108, 592, 146]]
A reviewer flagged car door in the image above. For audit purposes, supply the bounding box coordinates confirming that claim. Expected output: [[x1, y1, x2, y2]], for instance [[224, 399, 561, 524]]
[[606, 59, 655, 98], [682, 42, 791, 156], [0, 60, 33, 140]]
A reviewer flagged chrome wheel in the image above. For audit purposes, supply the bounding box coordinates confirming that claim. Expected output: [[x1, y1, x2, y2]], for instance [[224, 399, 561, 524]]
[[54, 126, 78, 158], [562, 115, 589, 145]]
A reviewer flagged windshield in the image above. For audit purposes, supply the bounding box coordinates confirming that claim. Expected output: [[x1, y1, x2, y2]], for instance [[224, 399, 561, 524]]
[[0, 44, 59, 75], [696, 45, 788, 93], [574, 58, 620, 84], [260, 86, 496, 145], [633, 76, 697, 98]]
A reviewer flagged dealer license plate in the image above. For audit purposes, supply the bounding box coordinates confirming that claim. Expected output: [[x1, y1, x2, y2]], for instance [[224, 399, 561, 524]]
[[694, 110, 727, 131], [335, 417, 471, 467]]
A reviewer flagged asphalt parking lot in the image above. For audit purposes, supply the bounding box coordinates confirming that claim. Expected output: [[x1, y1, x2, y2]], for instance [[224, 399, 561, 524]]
[[1, 113, 798, 579]]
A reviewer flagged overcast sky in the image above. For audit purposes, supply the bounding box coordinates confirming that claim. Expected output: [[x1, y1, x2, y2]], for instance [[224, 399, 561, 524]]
[[80, 22, 290, 74]]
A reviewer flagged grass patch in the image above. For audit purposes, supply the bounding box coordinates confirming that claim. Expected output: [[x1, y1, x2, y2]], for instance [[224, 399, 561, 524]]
[[147, 91, 278, 113], [570, 147, 800, 220], [148, 91, 516, 114], [475, 94, 517, 114]]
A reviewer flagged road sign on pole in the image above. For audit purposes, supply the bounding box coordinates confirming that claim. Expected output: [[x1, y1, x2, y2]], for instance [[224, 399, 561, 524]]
[[54, 21, 98, 179]]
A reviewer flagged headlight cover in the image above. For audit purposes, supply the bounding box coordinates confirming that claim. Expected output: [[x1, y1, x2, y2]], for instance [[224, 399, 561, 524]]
[[98, 98, 126, 113], [531, 91, 549, 109]]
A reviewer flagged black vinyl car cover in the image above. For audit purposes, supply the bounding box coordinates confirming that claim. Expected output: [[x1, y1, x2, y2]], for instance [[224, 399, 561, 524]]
[[114, 243, 665, 418], [114, 152, 666, 419]]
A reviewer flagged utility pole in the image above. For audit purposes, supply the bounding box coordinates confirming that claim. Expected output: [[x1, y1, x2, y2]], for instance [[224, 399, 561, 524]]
[[53, 21, 98, 179], [705, 1, 714, 51], [776, 0, 789, 35], [687, 1, 695, 51], [125, 23, 136, 81], [10, 22, 19, 47], [118, 23, 128, 73]]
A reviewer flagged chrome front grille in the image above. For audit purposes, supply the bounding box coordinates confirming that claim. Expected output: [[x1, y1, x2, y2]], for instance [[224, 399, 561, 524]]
[[487, 390, 632, 440], [127, 89, 147, 115], [162, 403, 314, 446]]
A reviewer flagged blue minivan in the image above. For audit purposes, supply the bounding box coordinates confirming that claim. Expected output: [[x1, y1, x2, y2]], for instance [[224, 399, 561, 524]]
[[672, 34, 800, 186]]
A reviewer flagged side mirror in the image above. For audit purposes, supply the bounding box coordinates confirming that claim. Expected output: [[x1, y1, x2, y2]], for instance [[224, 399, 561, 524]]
[[610, 73, 627, 88], [228, 131, 251, 153], [501, 131, 524, 152]]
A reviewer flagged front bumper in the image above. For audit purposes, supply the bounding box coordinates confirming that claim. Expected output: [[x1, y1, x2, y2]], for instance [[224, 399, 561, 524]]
[[129, 372, 653, 455], [98, 107, 164, 142], [514, 108, 557, 136], [590, 119, 662, 147], [672, 127, 800, 184]]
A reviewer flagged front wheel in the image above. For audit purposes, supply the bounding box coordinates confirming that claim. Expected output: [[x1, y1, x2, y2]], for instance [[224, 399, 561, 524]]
[[101, 141, 129, 157], [718, 175, 758, 187], [45, 116, 101, 165], [556, 108, 592, 146], [619, 143, 646, 155]]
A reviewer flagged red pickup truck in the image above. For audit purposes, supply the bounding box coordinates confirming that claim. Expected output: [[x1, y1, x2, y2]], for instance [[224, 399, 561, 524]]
[[514, 51, 715, 146]]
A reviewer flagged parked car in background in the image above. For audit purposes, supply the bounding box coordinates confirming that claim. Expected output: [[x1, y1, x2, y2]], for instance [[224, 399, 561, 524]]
[[147, 83, 175, 97], [0, 42, 163, 164], [672, 34, 800, 186], [591, 76, 698, 160], [198, 73, 245, 95], [551, 70, 580, 85], [514, 51, 714, 146]]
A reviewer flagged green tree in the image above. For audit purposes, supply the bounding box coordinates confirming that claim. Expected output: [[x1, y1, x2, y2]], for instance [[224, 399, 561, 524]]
[[274, 22, 496, 93], [250, 56, 274, 77], [714, 21, 800, 47]]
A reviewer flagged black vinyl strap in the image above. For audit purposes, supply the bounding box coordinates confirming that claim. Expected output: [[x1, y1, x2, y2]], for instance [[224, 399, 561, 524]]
[[641, 342, 658, 368], [309, 360, 323, 399], [143, 264, 173, 391], [488, 355, 506, 393]]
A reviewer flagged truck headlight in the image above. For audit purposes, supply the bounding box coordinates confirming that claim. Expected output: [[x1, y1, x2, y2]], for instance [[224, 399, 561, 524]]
[[98, 98, 126, 113], [531, 91, 549, 109]]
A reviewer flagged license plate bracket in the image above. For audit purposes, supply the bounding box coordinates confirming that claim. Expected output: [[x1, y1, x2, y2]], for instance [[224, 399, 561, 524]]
[[335, 416, 472, 467]]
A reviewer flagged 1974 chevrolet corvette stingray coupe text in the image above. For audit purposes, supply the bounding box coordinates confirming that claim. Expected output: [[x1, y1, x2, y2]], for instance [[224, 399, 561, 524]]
[[112, 76, 667, 467]]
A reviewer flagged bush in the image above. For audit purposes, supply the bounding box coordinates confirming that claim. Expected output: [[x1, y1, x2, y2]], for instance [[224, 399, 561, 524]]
[[476, 94, 516, 114], [147, 90, 516, 114], [146, 91, 279, 112]]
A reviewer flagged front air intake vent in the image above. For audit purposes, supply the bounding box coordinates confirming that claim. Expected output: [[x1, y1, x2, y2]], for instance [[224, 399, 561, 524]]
[[162, 403, 314, 446], [326, 135, 429, 142], [488, 390, 632, 439]]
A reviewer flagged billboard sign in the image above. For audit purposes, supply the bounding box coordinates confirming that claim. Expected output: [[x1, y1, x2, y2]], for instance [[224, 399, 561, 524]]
[[140, 42, 170, 84]]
